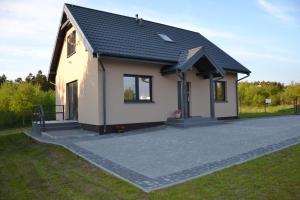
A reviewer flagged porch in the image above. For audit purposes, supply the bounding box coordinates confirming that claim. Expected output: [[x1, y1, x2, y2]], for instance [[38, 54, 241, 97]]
[[161, 46, 230, 120], [32, 105, 80, 134]]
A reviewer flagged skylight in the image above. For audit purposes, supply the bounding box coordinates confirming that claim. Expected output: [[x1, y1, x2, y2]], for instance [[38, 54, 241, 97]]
[[158, 33, 174, 42]]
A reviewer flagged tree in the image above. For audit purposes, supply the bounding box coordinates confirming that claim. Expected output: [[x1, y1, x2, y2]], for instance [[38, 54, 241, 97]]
[[124, 88, 135, 100], [25, 70, 52, 91], [25, 73, 35, 83], [239, 81, 286, 106], [35, 70, 51, 91], [0, 74, 7, 85], [282, 83, 300, 104], [9, 83, 40, 125], [0, 82, 16, 112], [15, 77, 23, 83], [0, 81, 55, 128]]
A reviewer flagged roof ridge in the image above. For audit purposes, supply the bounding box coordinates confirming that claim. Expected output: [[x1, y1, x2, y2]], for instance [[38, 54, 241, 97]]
[[64, 3, 201, 34]]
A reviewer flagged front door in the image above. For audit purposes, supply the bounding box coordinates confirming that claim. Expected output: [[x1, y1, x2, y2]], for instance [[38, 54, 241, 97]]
[[177, 81, 191, 117], [66, 81, 78, 120]]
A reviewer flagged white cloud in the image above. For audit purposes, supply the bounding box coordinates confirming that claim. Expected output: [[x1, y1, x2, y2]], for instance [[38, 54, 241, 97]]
[[0, 0, 83, 80], [0, 0, 83, 39], [227, 46, 300, 65], [257, 0, 296, 23], [180, 23, 240, 40], [0, 44, 51, 59]]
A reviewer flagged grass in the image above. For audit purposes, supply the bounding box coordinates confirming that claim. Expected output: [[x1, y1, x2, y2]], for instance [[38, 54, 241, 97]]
[[0, 128, 300, 199], [240, 105, 295, 118], [0, 126, 31, 136]]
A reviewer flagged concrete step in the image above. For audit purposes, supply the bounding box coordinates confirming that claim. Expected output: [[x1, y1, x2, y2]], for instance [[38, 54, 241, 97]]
[[166, 117, 223, 128], [35, 121, 81, 132], [36, 121, 78, 127], [44, 125, 81, 131]]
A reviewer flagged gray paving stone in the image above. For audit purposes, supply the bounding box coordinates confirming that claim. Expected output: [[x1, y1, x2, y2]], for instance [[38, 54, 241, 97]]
[[25, 115, 300, 192]]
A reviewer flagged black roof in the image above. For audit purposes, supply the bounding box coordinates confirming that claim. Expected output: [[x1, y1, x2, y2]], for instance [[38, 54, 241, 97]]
[[49, 4, 250, 81]]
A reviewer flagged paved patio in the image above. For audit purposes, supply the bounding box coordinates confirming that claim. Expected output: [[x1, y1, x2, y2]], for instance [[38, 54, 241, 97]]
[[26, 115, 300, 192]]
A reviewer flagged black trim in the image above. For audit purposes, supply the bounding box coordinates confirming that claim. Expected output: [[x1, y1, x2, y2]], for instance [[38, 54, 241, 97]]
[[217, 116, 238, 120], [214, 81, 226, 102], [124, 101, 155, 104], [123, 74, 153, 103], [81, 121, 165, 134]]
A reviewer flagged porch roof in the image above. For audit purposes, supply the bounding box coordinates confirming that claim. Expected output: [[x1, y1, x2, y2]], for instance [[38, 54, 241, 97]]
[[160, 46, 226, 76]]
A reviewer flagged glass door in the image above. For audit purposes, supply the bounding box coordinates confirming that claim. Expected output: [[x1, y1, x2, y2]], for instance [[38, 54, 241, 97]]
[[66, 81, 78, 120]]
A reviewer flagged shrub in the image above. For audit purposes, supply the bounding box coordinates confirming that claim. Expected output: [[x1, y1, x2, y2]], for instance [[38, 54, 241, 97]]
[[0, 82, 55, 129]]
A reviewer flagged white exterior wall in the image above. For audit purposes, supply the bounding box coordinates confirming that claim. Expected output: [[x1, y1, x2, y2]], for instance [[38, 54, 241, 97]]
[[102, 59, 179, 125], [101, 60, 238, 125], [54, 27, 238, 126], [214, 73, 238, 118], [55, 27, 100, 125]]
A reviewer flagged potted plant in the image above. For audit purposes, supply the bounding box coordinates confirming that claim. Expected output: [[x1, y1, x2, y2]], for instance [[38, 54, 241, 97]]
[[174, 109, 181, 118]]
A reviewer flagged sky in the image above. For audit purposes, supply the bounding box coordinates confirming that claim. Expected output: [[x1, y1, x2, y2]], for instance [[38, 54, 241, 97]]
[[0, 0, 299, 84]]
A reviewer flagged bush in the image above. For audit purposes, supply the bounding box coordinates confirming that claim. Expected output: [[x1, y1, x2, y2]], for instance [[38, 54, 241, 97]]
[[0, 82, 55, 129], [239, 81, 300, 107]]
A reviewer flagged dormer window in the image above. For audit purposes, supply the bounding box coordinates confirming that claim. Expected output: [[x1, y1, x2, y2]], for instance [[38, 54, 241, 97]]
[[67, 31, 76, 57], [158, 33, 174, 42]]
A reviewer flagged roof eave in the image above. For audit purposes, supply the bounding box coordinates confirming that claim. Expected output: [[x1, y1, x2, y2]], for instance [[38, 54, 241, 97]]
[[224, 68, 251, 75], [63, 4, 94, 53], [99, 52, 177, 65]]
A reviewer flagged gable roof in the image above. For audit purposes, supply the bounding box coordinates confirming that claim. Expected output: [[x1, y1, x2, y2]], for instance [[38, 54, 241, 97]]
[[49, 4, 250, 81], [161, 46, 226, 76]]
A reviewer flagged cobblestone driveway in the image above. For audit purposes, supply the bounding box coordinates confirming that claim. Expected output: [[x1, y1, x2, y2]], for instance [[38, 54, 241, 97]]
[[26, 115, 300, 192]]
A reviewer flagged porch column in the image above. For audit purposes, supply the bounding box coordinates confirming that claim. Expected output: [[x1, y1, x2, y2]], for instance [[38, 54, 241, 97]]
[[181, 72, 188, 119], [209, 73, 215, 118]]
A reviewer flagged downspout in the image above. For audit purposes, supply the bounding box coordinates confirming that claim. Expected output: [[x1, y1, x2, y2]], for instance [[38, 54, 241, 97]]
[[97, 54, 107, 133], [236, 73, 250, 118]]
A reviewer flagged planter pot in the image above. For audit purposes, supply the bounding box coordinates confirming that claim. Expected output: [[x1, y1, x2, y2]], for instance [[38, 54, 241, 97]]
[[175, 113, 181, 118]]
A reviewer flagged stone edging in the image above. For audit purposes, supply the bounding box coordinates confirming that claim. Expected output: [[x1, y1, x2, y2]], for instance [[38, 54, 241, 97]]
[[24, 131, 300, 192]]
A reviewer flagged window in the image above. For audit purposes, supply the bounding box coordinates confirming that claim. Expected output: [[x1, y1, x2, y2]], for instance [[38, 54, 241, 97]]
[[215, 81, 226, 102], [67, 31, 76, 57], [158, 33, 174, 42], [123, 74, 152, 102]]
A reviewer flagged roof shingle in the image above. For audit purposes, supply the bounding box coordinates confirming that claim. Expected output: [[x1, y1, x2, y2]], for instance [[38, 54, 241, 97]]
[[64, 4, 250, 74]]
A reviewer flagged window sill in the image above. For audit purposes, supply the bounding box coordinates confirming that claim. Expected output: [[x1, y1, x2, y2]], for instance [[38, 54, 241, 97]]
[[124, 101, 155, 104]]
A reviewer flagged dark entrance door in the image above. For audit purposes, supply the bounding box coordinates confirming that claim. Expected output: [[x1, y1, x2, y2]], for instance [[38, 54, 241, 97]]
[[177, 81, 191, 117], [66, 81, 78, 120]]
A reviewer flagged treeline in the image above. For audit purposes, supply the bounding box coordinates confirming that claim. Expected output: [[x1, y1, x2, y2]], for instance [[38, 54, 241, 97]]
[[238, 81, 300, 107], [0, 71, 55, 129]]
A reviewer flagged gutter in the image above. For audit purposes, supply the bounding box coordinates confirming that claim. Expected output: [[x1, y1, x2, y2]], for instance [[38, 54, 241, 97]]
[[236, 73, 250, 118], [97, 54, 107, 133], [213, 74, 225, 81]]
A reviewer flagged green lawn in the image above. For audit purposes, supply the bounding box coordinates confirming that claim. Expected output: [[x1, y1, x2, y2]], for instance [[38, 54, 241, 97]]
[[0, 129, 300, 200], [0, 126, 31, 136], [240, 105, 295, 118]]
